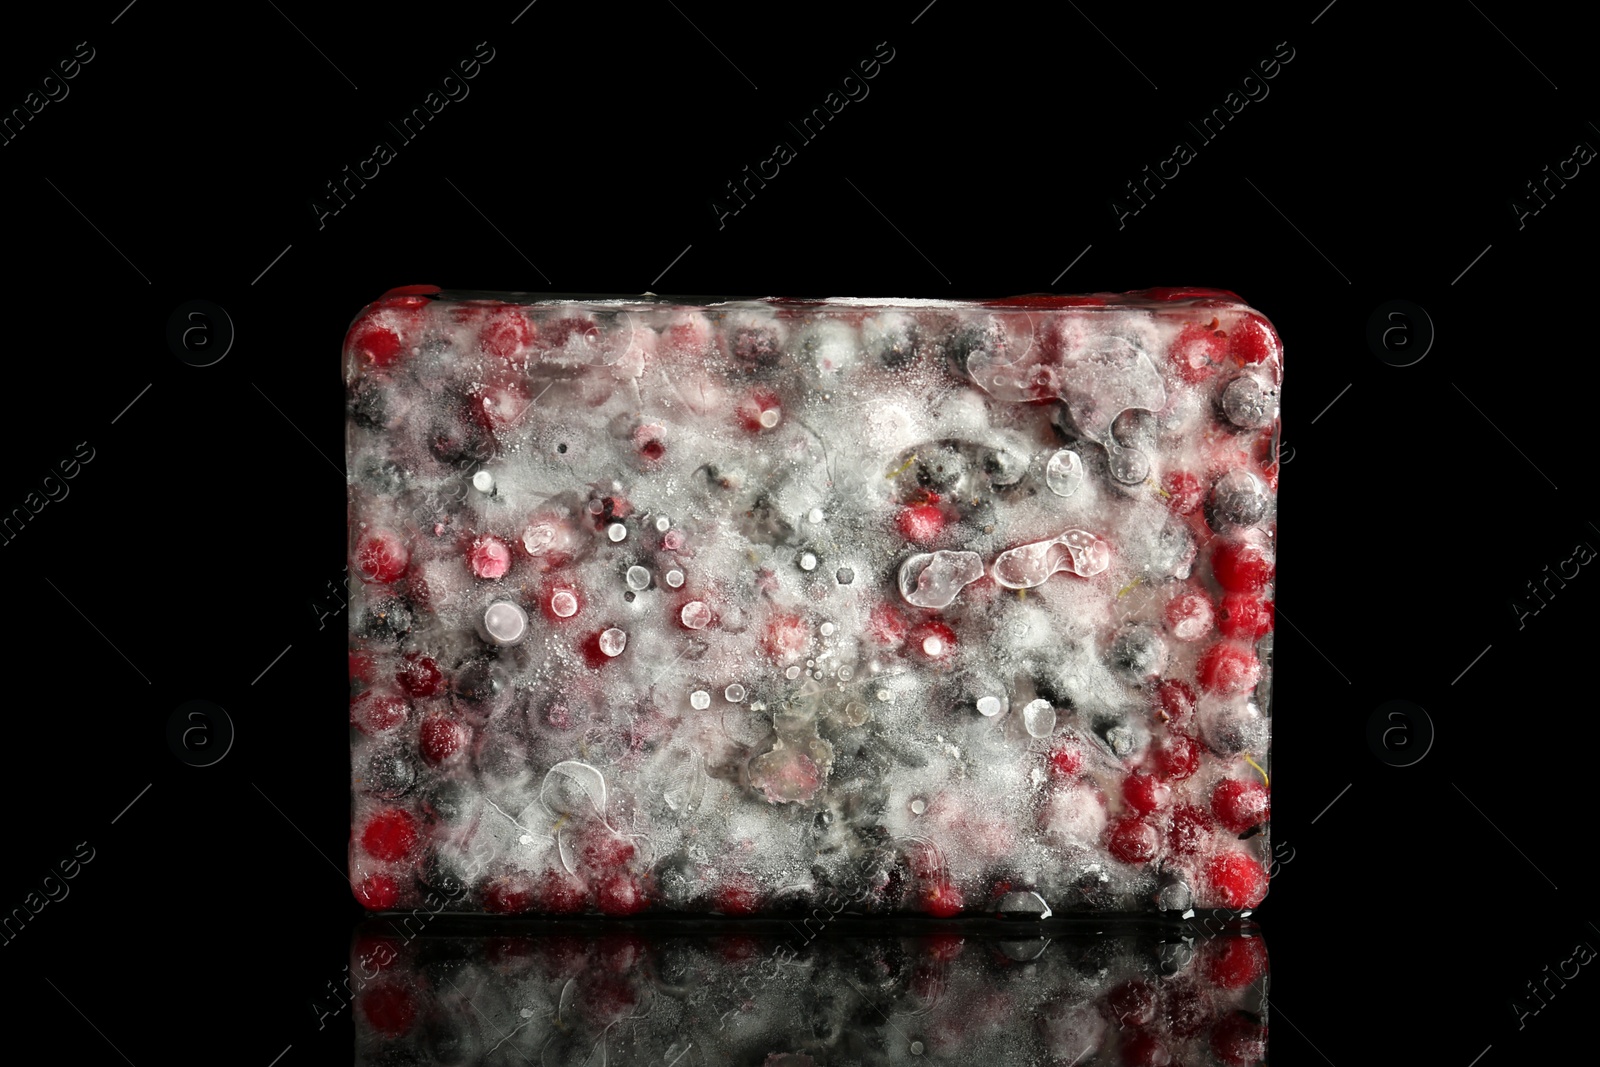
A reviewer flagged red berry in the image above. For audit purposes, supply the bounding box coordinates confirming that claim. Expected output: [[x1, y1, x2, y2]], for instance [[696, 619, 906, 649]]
[[1122, 773, 1171, 815], [1154, 680, 1197, 729], [1163, 470, 1204, 515], [1212, 780, 1271, 833], [534, 868, 588, 914], [1106, 816, 1160, 864], [395, 653, 441, 697], [1149, 733, 1202, 780], [1202, 936, 1269, 989], [633, 423, 666, 463], [1164, 590, 1214, 642], [1047, 739, 1084, 777], [1216, 594, 1274, 640], [350, 689, 409, 735], [580, 830, 636, 870], [419, 716, 467, 765], [356, 531, 409, 583], [595, 872, 649, 915], [467, 536, 512, 579], [897, 503, 945, 543], [866, 603, 908, 649], [479, 308, 535, 360], [354, 874, 399, 910], [1166, 803, 1212, 857], [1120, 1031, 1172, 1066], [360, 809, 418, 862], [1211, 540, 1274, 594], [358, 982, 417, 1038], [1164, 980, 1212, 1037], [1170, 321, 1227, 383], [1102, 978, 1158, 1028], [1230, 313, 1279, 366], [1197, 643, 1261, 694], [736, 387, 783, 432], [922, 879, 964, 917], [910, 620, 957, 660], [761, 612, 811, 660], [483, 872, 537, 914], [349, 652, 376, 695], [1211, 1012, 1268, 1065], [349, 323, 404, 368], [714, 874, 763, 916], [1205, 851, 1268, 909]]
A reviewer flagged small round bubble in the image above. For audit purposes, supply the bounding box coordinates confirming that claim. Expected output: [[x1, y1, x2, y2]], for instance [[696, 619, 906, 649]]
[[819, 621, 836, 637], [689, 690, 711, 710], [471, 470, 494, 493], [758, 408, 781, 428], [654, 515, 671, 532], [807, 508, 824, 523], [977, 696, 1003, 717], [598, 628, 627, 657], [550, 590, 579, 618], [606, 522, 627, 543], [724, 684, 746, 703], [680, 601, 713, 629], [625, 566, 651, 591], [785, 665, 801, 680], [665, 569, 685, 588], [799, 552, 818, 572]]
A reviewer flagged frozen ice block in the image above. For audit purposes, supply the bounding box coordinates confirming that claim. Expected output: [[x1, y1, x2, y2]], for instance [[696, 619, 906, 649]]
[[346, 287, 1282, 915]]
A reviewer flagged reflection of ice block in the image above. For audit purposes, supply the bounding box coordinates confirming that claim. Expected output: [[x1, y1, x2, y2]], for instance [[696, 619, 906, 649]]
[[347, 287, 1282, 916], [351, 922, 1270, 1066]]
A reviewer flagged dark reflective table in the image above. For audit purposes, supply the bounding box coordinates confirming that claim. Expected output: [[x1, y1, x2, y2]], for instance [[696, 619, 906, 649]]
[[346, 918, 1267, 1065]]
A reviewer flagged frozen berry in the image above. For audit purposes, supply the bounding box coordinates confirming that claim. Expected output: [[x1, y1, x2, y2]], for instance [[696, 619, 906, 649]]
[[762, 612, 811, 660], [1209, 469, 1269, 529], [1102, 978, 1158, 1028], [1211, 540, 1274, 594], [1149, 733, 1202, 780], [350, 689, 409, 735], [1212, 1012, 1268, 1065], [356, 531, 409, 583], [595, 872, 649, 915], [912, 620, 958, 660], [1205, 851, 1267, 909], [1047, 739, 1084, 777], [1122, 774, 1170, 815], [714, 874, 763, 916], [1164, 590, 1214, 642], [922, 878, 964, 917], [479, 308, 535, 360], [361, 809, 418, 862], [468, 536, 512, 579], [866, 603, 908, 649], [483, 872, 537, 914], [1197, 643, 1261, 694], [362, 749, 417, 799], [1230, 314, 1279, 366], [736, 387, 783, 432], [349, 322, 404, 368], [358, 981, 417, 1038], [1170, 321, 1226, 383], [534, 868, 589, 914], [1163, 470, 1204, 515], [1154, 680, 1197, 729], [1120, 1031, 1172, 1066], [395, 653, 441, 697], [354, 873, 400, 910], [1202, 936, 1269, 989], [1212, 780, 1271, 833], [1108, 625, 1167, 679], [1164, 980, 1211, 1037], [1216, 594, 1274, 641], [1106, 816, 1160, 864], [897, 503, 946, 543], [419, 716, 468, 765], [1166, 803, 1212, 857]]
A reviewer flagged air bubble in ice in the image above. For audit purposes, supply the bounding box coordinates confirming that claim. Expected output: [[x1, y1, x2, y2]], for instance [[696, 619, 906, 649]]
[[838, 665, 854, 681], [976, 695, 1003, 717], [665, 569, 685, 588], [625, 565, 651, 591], [835, 566, 855, 585], [991, 528, 1111, 588], [655, 515, 671, 532], [607, 522, 627, 543], [819, 621, 836, 636], [807, 508, 824, 523], [689, 690, 711, 710], [897, 550, 985, 609], [841, 701, 868, 726], [550, 590, 579, 618], [785, 665, 802, 680], [478, 602, 528, 647], [680, 601, 712, 629], [599, 628, 627, 656], [540, 760, 608, 820], [725, 683, 746, 703], [799, 552, 818, 572], [1045, 450, 1085, 497], [1107, 445, 1151, 485], [523, 522, 557, 555], [922, 635, 946, 656], [471, 470, 493, 493], [758, 408, 781, 428], [1023, 698, 1056, 738], [909, 797, 927, 815]]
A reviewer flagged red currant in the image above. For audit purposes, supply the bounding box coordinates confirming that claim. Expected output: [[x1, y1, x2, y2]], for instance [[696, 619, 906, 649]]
[[1230, 313, 1279, 366], [1212, 779, 1271, 833], [1154, 680, 1197, 730], [356, 531, 409, 584], [350, 689, 408, 735], [358, 982, 417, 1038], [761, 612, 810, 660], [395, 653, 441, 697], [354, 874, 399, 910], [478, 308, 535, 360], [1163, 470, 1204, 515], [349, 323, 403, 368], [1120, 1031, 1172, 1066], [419, 716, 467, 765], [736, 387, 783, 432], [1170, 321, 1227, 383], [1164, 590, 1214, 642], [483, 872, 537, 914], [714, 874, 763, 916], [866, 603, 908, 649], [1197, 643, 1261, 693], [1205, 851, 1268, 909], [534, 868, 588, 914], [1164, 980, 1212, 1037], [1047, 739, 1084, 777], [467, 536, 512, 579], [1216, 594, 1274, 640], [1106, 816, 1160, 864], [595, 872, 649, 915], [1149, 733, 1202, 780], [1166, 804, 1212, 857], [1211, 540, 1274, 594], [897, 503, 946, 543], [360, 809, 418, 862], [922, 878, 964, 917], [1202, 936, 1268, 989], [1102, 978, 1158, 1028], [1122, 774, 1171, 815]]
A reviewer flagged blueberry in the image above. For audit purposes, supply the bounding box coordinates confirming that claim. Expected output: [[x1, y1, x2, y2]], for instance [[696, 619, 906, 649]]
[[1208, 469, 1269, 528], [1111, 408, 1157, 449], [982, 447, 1026, 488], [359, 594, 415, 642], [363, 748, 417, 799], [452, 659, 505, 706], [1108, 624, 1167, 679], [360, 458, 407, 495], [347, 379, 387, 429], [835, 566, 855, 585], [421, 779, 471, 823], [1221, 375, 1275, 429], [428, 418, 495, 465], [728, 324, 783, 366]]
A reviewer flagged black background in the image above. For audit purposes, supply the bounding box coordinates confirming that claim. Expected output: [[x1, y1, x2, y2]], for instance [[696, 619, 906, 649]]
[[1, 1, 1594, 1063]]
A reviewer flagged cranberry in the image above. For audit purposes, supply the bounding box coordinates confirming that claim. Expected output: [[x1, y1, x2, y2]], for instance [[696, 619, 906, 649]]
[[358, 981, 417, 1038], [1212, 779, 1271, 833], [1230, 313, 1279, 366], [922, 878, 964, 917], [1166, 803, 1212, 857], [356, 531, 409, 583], [467, 536, 512, 579], [580, 829, 636, 870], [595, 872, 649, 915], [1154, 680, 1197, 730], [349, 652, 376, 696], [1202, 936, 1269, 989], [483, 872, 537, 913], [1164, 590, 1214, 642], [633, 423, 666, 463], [761, 612, 811, 660], [1102, 978, 1158, 1028], [866, 603, 908, 649], [1216, 594, 1274, 640], [1211, 540, 1274, 594], [350, 689, 408, 735], [534, 868, 589, 914], [395, 653, 441, 697], [1197, 643, 1261, 693], [349, 323, 404, 368], [1170, 320, 1227, 383], [897, 503, 946, 543], [714, 874, 763, 916], [1122, 774, 1171, 815], [1047, 739, 1084, 777], [419, 716, 467, 765], [1205, 851, 1268, 909], [1106, 816, 1160, 864], [360, 809, 418, 862], [354, 874, 399, 910], [1149, 733, 1202, 780], [478, 308, 535, 360], [1212, 1012, 1268, 1065], [1163, 470, 1204, 515]]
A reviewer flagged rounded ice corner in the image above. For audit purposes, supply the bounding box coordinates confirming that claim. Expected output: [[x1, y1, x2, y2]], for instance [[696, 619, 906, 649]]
[[342, 285, 442, 381]]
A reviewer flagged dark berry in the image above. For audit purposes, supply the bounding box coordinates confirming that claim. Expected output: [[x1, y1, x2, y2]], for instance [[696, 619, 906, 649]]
[[1102, 978, 1158, 1028], [362, 749, 417, 799], [395, 653, 442, 697]]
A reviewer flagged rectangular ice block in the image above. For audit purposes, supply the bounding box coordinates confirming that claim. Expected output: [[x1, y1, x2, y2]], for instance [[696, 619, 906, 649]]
[[346, 287, 1281, 916]]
